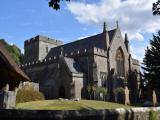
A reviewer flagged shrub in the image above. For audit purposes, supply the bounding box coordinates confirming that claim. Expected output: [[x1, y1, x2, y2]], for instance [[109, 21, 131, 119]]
[[97, 87, 107, 101], [87, 84, 97, 99], [149, 110, 157, 120], [16, 86, 44, 103], [115, 87, 124, 95], [115, 87, 125, 103]]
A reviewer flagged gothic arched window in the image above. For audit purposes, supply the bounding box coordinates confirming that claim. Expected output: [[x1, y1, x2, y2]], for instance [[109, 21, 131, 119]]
[[116, 48, 125, 77]]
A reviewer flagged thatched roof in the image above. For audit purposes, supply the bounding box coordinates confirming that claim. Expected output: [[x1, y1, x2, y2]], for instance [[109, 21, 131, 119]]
[[0, 42, 30, 81]]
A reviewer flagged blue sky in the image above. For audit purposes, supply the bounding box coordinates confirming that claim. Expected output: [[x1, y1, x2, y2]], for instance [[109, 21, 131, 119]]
[[0, 0, 100, 46], [0, 0, 159, 62]]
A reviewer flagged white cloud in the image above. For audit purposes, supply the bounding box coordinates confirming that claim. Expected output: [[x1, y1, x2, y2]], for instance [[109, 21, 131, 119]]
[[130, 46, 137, 58], [67, 0, 159, 41], [67, 0, 159, 62], [78, 35, 90, 39], [78, 32, 98, 39], [10, 43, 14, 46], [130, 46, 138, 59], [130, 45, 146, 63], [129, 33, 144, 41], [21, 48, 24, 54]]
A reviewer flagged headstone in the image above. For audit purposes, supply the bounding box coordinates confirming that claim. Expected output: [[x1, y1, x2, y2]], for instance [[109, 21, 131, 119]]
[[15, 87, 18, 95], [100, 93, 103, 100], [0, 90, 16, 109], [5, 84, 9, 91], [124, 86, 130, 105], [153, 90, 157, 106], [5, 91, 16, 109]]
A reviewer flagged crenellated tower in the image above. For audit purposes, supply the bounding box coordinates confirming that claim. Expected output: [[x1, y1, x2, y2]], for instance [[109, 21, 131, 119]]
[[24, 35, 63, 63]]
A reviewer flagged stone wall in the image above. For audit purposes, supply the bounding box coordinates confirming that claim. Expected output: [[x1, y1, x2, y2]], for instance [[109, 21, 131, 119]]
[[38, 39, 61, 60], [73, 76, 84, 99], [109, 28, 129, 77], [22, 57, 86, 100], [0, 107, 160, 120], [24, 35, 63, 63], [131, 58, 140, 72], [94, 54, 108, 86]]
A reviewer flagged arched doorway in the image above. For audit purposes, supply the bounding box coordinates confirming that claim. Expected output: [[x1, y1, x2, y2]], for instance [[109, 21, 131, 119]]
[[59, 86, 65, 98], [116, 47, 125, 77]]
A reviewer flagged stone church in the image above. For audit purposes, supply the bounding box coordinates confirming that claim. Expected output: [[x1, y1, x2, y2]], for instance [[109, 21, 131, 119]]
[[21, 22, 140, 103]]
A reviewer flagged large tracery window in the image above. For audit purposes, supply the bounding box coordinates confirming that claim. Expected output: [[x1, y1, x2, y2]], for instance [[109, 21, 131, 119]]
[[116, 48, 125, 77]]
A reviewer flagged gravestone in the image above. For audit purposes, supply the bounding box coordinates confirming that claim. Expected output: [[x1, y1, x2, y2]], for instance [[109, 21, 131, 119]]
[[124, 86, 130, 105], [153, 90, 157, 106], [0, 90, 16, 109]]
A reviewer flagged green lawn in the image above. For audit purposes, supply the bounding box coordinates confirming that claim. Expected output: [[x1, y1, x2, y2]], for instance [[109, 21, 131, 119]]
[[16, 100, 132, 110]]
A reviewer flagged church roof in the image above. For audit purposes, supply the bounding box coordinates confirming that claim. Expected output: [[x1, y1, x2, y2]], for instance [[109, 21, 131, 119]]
[[108, 29, 116, 42], [47, 33, 105, 57], [63, 57, 83, 74], [0, 42, 30, 81], [46, 28, 117, 58]]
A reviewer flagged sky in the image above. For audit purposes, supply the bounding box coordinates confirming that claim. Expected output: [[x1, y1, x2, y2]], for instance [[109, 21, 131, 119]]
[[0, 0, 160, 62]]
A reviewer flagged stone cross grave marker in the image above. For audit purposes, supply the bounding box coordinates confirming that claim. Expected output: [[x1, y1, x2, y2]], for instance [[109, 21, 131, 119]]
[[153, 90, 157, 106], [124, 86, 130, 105]]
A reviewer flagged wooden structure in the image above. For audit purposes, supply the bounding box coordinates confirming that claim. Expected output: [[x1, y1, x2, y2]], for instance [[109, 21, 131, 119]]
[[0, 42, 30, 108]]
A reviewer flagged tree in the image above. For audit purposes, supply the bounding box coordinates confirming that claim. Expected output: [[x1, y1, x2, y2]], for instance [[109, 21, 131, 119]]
[[87, 84, 107, 101], [97, 87, 107, 101], [16, 85, 44, 103], [142, 31, 160, 90], [87, 84, 96, 100], [115, 87, 125, 103], [49, 0, 70, 10], [0, 39, 23, 64]]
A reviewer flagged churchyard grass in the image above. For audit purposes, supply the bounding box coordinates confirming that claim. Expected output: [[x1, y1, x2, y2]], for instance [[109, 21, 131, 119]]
[[16, 100, 132, 110]]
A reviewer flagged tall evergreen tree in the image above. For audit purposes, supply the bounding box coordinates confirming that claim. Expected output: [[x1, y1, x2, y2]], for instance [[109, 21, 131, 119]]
[[142, 31, 160, 90]]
